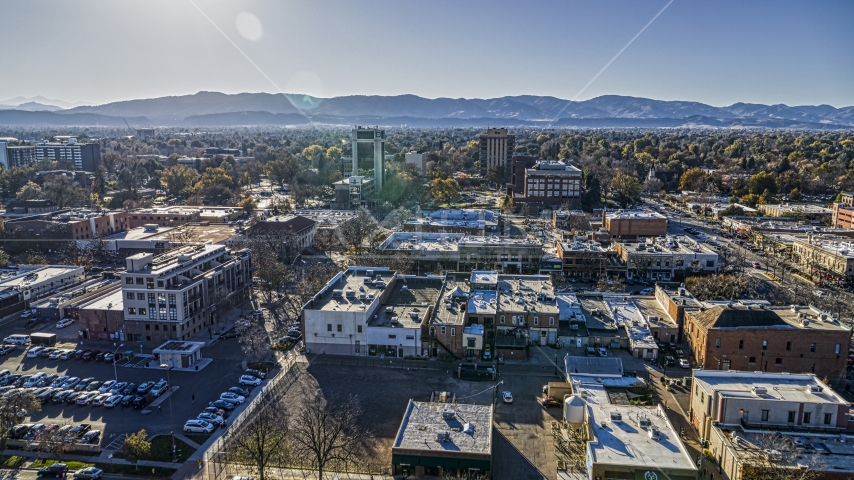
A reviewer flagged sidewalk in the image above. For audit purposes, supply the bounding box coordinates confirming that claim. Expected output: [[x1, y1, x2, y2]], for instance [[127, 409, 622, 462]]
[[3, 448, 180, 469]]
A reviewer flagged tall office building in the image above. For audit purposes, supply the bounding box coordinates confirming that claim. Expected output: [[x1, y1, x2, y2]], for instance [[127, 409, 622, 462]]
[[479, 128, 515, 176], [35, 138, 101, 171], [350, 126, 386, 189]]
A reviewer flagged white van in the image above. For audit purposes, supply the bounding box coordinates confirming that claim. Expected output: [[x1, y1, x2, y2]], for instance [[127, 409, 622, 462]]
[[3, 335, 30, 346]]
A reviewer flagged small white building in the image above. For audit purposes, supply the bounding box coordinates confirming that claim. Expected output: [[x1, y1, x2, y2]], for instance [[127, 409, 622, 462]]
[[153, 340, 206, 369]]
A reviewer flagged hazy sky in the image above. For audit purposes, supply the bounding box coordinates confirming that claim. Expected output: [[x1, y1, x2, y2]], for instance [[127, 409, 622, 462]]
[[2, 0, 853, 107]]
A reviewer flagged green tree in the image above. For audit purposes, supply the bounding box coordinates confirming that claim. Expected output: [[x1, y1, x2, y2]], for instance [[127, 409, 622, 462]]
[[195, 167, 234, 190], [581, 170, 601, 211], [717, 205, 746, 218], [239, 196, 258, 214], [789, 188, 801, 201], [120, 429, 151, 470], [678, 168, 708, 191], [15, 181, 43, 200], [610, 172, 642, 207], [264, 156, 302, 187], [160, 165, 199, 198], [325, 146, 342, 163], [0, 250, 8, 268], [748, 172, 778, 195], [429, 177, 461, 203]]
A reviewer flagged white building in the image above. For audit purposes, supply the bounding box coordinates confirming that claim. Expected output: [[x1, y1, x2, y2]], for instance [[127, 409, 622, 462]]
[[404, 151, 426, 175], [0, 265, 86, 303]]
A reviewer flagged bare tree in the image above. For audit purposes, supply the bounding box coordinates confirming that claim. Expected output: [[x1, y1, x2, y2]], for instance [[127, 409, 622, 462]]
[[227, 403, 290, 480], [29, 420, 74, 460], [0, 390, 41, 451], [57, 241, 94, 271], [290, 392, 371, 480], [739, 433, 823, 480], [337, 208, 377, 254], [685, 275, 749, 301], [166, 225, 200, 245], [238, 321, 271, 362]]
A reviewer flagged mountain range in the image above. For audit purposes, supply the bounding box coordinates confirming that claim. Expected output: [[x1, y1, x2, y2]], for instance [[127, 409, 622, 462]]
[[0, 92, 852, 129]]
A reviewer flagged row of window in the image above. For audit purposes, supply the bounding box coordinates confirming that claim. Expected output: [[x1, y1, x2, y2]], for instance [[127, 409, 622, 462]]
[[716, 338, 841, 354], [499, 315, 555, 326], [699, 389, 832, 424]]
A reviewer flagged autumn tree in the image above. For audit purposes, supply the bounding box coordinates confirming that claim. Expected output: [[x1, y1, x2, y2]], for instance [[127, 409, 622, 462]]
[[678, 168, 708, 192], [239, 196, 258, 215], [15, 181, 42, 200], [429, 177, 461, 203], [120, 429, 151, 470], [160, 165, 199, 197], [609, 172, 642, 208]]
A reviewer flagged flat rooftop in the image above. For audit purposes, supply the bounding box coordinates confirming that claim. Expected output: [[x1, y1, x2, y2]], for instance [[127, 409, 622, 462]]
[[564, 356, 624, 377], [380, 232, 463, 252], [105, 225, 173, 241], [371, 277, 442, 328], [603, 297, 658, 350], [559, 241, 607, 253], [432, 275, 469, 326], [79, 288, 124, 312], [580, 383, 696, 471], [605, 210, 666, 220], [0, 266, 82, 288], [459, 236, 540, 246], [693, 370, 847, 404], [691, 304, 850, 332], [393, 401, 492, 456], [308, 267, 394, 313], [796, 238, 854, 259], [728, 428, 854, 473], [617, 236, 718, 256], [633, 298, 677, 329], [151, 224, 242, 245]]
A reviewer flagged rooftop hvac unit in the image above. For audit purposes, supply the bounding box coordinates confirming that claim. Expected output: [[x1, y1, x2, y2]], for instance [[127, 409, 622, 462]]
[[442, 410, 455, 420], [639, 417, 651, 428], [649, 426, 661, 440], [810, 385, 823, 393], [386, 306, 394, 313], [648, 316, 658, 323], [401, 285, 409, 291], [345, 289, 355, 297], [610, 412, 622, 423], [463, 423, 474, 434], [802, 319, 810, 327], [437, 431, 451, 442], [366, 269, 374, 277], [752, 386, 767, 396]]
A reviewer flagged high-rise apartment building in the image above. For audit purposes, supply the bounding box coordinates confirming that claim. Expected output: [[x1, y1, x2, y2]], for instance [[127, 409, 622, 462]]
[[35, 138, 101, 171], [350, 126, 386, 189], [0, 143, 37, 169], [478, 128, 515, 176]]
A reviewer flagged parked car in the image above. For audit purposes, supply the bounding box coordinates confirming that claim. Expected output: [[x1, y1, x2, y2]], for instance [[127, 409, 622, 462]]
[[184, 420, 215, 434], [104, 395, 122, 408], [65, 392, 82, 404], [751, 262, 762, 269], [597, 348, 608, 357], [94, 352, 106, 362], [244, 369, 266, 379], [52, 390, 72, 403], [62, 377, 81, 390], [56, 319, 75, 329], [228, 386, 249, 397], [76, 392, 97, 405], [219, 392, 245, 404], [98, 380, 115, 394], [67, 424, 91, 439], [73, 467, 104, 480], [501, 391, 513, 404], [150, 382, 169, 397], [137, 381, 154, 394], [26, 347, 44, 358], [585, 347, 596, 356], [39, 347, 56, 357], [639, 288, 654, 295], [86, 381, 102, 391], [75, 378, 94, 391], [80, 430, 100, 444], [197, 413, 225, 426], [664, 356, 676, 367], [209, 400, 236, 411], [203, 406, 226, 417], [239, 375, 261, 387], [48, 351, 63, 360], [37, 463, 68, 478], [48, 376, 68, 388], [131, 396, 148, 409], [59, 350, 73, 360], [540, 396, 562, 408], [679, 359, 691, 369], [121, 394, 135, 407], [675, 349, 685, 358], [91, 393, 111, 406]]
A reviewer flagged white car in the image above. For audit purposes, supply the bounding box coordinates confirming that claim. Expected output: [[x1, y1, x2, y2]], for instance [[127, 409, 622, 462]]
[[20, 311, 32, 318], [56, 319, 75, 329], [813, 290, 828, 298], [104, 395, 122, 408], [91, 393, 112, 406], [184, 420, 215, 434], [502, 391, 513, 404], [26, 347, 44, 358], [239, 375, 262, 386], [679, 359, 690, 369], [98, 380, 116, 394], [197, 413, 224, 426], [639, 288, 654, 295], [219, 392, 245, 404]]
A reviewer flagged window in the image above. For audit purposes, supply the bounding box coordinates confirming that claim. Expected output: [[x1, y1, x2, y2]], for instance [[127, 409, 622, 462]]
[[127, 292, 135, 300], [451, 328, 456, 337], [441, 326, 446, 335], [327, 324, 332, 332], [738, 339, 744, 349], [788, 411, 796, 423], [149, 307, 157, 319], [500, 316, 505, 324], [159, 308, 167, 320], [761, 410, 769, 422], [135, 278, 143, 285], [146, 278, 154, 289], [749, 356, 756, 364], [804, 412, 812, 423], [715, 338, 721, 348], [775, 358, 782, 366], [357, 325, 362, 333], [337, 324, 342, 333], [810, 343, 816, 353], [145, 324, 150, 331], [169, 308, 177, 320], [168, 294, 176, 306], [786, 341, 791, 351], [762, 340, 767, 350], [127, 308, 136, 315], [388, 334, 396, 339], [139, 308, 146, 315], [700, 393, 704, 404], [467, 338, 475, 348], [836, 344, 841, 355], [154, 325, 160, 331], [706, 260, 715, 268], [511, 316, 517, 325], [824, 413, 832, 425], [549, 317, 555, 326], [157, 281, 164, 288], [533, 317, 539, 326], [138, 293, 145, 300]]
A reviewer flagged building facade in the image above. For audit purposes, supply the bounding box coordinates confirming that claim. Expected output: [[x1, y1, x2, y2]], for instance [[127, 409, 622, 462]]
[[614, 237, 719, 281], [555, 241, 609, 279], [404, 151, 426, 175], [792, 237, 854, 283], [684, 304, 852, 381], [0, 144, 37, 169], [604, 210, 668, 239], [128, 208, 201, 229], [523, 160, 583, 203], [5, 210, 130, 240], [478, 128, 514, 176], [35, 139, 100, 171]]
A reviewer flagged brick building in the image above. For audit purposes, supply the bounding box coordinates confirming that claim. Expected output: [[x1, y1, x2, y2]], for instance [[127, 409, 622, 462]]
[[555, 240, 609, 279], [685, 304, 852, 381], [5, 210, 129, 240], [128, 207, 201, 229], [603, 210, 668, 239]]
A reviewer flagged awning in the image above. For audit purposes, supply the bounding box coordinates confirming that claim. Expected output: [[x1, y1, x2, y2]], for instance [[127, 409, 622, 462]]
[[420, 456, 460, 469], [457, 458, 490, 470], [391, 454, 421, 466], [601, 471, 633, 479]]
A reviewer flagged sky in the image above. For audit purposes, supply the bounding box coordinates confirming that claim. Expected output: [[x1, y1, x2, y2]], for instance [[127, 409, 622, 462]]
[[1, 0, 853, 107]]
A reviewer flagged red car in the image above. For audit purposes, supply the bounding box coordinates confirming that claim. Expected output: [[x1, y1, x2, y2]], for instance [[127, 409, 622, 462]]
[[540, 396, 562, 408]]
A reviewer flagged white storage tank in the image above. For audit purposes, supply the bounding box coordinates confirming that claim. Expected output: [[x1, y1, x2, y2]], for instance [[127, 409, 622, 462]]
[[563, 394, 586, 424]]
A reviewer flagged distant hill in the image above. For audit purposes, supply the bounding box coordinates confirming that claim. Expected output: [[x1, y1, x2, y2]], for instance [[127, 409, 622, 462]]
[[0, 92, 850, 128], [0, 101, 64, 112]]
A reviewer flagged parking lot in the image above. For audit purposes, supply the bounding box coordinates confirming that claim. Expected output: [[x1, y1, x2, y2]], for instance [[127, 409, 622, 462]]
[[0, 334, 252, 451]]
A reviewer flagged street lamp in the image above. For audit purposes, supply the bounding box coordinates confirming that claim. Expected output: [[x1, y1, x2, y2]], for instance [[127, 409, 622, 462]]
[[160, 363, 176, 460], [112, 343, 124, 382]]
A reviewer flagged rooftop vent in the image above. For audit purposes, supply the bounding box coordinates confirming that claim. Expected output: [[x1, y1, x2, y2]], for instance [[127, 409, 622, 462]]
[[436, 431, 451, 442], [649, 426, 661, 440], [463, 423, 474, 434], [809, 385, 823, 393], [610, 412, 622, 423], [639, 417, 651, 428], [752, 386, 768, 396], [442, 410, 455, 420]]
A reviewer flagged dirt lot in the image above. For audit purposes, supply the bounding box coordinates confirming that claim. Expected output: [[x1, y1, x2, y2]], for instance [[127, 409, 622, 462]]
[[287, 362, 559, 480]]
